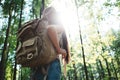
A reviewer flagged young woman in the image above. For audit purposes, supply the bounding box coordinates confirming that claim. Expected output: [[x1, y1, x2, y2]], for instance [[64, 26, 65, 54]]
[[30, 7, 70, 80]]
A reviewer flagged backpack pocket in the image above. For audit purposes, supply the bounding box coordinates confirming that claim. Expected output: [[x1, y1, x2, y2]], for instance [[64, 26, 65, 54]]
[[16, 37, 42, 65]]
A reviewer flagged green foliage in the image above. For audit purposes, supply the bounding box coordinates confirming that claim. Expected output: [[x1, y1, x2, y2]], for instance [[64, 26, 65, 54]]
[[6, 58, 14, 80], [21, 68, 31, 80], [104, 0, 120, 9], [111, 30, 120, 55], [0, 31, 4, 45], [0, 24, 7, 58], [104, 2, 113, 7], [32, 0, 41, 18], [110, 31, 120, 74], [2, 0, 12, 15], [115, 0, 120, 7], [2, 0, 25, 17]]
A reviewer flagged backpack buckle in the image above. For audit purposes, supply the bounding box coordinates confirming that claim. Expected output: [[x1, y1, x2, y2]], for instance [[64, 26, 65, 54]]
[[27, 53, 33, 59]]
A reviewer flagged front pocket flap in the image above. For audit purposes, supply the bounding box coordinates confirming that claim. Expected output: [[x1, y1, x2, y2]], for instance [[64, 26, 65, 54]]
[[16, 43, 22, 53], [22, 37, 36, 47]]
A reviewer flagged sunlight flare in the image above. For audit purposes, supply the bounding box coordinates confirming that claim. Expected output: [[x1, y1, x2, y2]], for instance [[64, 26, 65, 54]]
[[50, 0, 79, 38]]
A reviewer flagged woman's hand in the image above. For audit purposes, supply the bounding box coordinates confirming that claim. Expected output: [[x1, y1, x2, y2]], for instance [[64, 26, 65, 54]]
[[59, 48, 67, 58]]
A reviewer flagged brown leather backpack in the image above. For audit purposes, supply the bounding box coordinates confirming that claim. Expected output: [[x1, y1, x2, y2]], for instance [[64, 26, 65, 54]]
[[16, 19, 57, 67]]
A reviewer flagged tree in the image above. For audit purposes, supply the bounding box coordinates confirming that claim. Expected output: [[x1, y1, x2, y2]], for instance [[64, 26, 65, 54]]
[[110, 31, 120, 77], [13, 0, 24, 80], [111, 59, 118, 80], [40, 0, 45, 18], [0, 0, 13, 79], [96, 59, 105, 79], [74, 0, 89, 79]]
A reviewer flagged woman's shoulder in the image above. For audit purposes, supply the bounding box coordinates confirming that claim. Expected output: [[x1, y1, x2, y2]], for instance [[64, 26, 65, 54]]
[[47, 24, 64, 33]]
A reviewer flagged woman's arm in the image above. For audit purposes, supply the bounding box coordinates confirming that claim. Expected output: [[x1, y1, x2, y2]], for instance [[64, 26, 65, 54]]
[[47, 25, 66, 57], [47, 26, 60, 53]]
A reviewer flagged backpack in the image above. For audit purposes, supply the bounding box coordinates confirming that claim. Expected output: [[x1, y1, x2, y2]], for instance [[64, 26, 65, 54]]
[[16, 18, 57, 67]]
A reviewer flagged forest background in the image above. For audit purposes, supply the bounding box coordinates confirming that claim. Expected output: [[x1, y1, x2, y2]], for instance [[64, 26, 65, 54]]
[[0, 0, 120, 80]]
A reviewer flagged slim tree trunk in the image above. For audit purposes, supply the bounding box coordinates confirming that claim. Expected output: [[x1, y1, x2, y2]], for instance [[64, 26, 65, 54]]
[[105, 58, 111, 80], [32, 0, 35, 18], [13, 0, 24, 80], [115, 55, 120, 74], [97, 28, 107, 80], [111, 59, 118, 80], [40, 0, 45, 18], [96, 60, 102, 80], [73, 63, 77, 80], [79, 23, 89, 80], [32, 0, 38, 19], [74, 0, 89, 80], [67, 71, 70, 80], [89, 64, 94, 80], [0, 1, 12, 80], [98, 59, 105, 79]]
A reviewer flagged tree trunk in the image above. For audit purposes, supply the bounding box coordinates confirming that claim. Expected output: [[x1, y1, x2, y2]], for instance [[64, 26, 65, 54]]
[[32, 0, 35, 18], [67, 71, 71, 80], [40, 0, 45, 18], [79, 24, 89, 80], [32, 0, 38, 19], [96, 27, 107, 80], [104, 58, 111, 80], [111, 59, 118, 80], [98, 59, 105, 79], [89, 64, 94, 80], [0, 1, 12, 80], [115, 55, 120, 74], [74, 0, 89, 80], [13, 0, 24, 80], [96, 60, 102, 80], [73, 63, 77, 80]]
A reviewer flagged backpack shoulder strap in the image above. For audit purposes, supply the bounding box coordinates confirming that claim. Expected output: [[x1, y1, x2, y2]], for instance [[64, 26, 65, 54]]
[[35, 19, 42, 31]]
